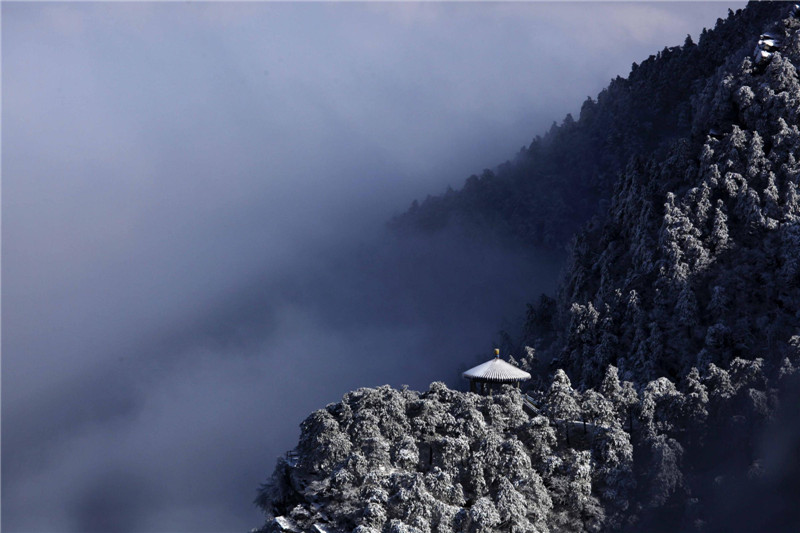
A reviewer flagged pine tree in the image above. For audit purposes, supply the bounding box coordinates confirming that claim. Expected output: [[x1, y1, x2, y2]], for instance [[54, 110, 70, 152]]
[[710, 199, 730, 253], [581, 389, 618, 432], [544, 370, 582, 446], [681, 367, 709, 428]]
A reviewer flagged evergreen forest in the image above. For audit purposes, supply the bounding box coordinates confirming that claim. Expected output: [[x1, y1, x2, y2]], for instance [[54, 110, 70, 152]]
[[255, 3, 800, 532]]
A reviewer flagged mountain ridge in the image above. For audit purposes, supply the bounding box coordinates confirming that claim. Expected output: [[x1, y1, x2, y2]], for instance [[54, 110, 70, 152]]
[[254, 2, 800, 532], [388, 2, 785, 251]]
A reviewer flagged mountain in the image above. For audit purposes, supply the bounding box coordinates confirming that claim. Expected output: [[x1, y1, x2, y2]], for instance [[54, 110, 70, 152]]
[[254, 3, 800, 532], [388, 2, 787, 251]]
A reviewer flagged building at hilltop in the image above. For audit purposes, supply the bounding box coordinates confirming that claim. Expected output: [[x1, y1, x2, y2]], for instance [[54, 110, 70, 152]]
[[463, 349, 531, 394]]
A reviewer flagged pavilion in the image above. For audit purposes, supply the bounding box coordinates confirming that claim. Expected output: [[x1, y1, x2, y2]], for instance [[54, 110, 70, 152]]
[[463, 349, 531, 394]]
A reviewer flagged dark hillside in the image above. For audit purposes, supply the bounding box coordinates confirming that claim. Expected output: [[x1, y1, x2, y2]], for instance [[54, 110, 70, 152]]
[[546, 2, 800, 388], [389, 2, 787, 250]]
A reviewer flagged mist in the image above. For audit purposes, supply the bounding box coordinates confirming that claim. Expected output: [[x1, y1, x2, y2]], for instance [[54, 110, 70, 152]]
[[3, 2, 745, 532]]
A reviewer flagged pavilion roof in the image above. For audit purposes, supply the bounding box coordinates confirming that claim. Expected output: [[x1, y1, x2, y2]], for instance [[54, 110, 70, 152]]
[[462, 356, 531, 383]]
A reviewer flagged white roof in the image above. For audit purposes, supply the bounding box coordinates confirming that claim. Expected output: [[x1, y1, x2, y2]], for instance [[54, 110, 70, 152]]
[[463, 357, 531, 382], [273, 516, 301, 533]]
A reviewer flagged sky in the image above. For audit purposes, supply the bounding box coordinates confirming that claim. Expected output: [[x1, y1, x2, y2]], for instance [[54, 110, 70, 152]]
[[2, 2, 746, 532]]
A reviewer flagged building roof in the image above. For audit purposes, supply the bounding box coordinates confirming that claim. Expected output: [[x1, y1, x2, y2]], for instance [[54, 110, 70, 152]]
[[462, 355, 531, 383]]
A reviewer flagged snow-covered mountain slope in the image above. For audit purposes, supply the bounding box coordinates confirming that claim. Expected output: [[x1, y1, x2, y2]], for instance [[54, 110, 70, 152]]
[[254, 3, 800, 532]]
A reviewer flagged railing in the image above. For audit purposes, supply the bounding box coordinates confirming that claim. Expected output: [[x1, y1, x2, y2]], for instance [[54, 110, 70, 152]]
[[522, 394, 541, 415]]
